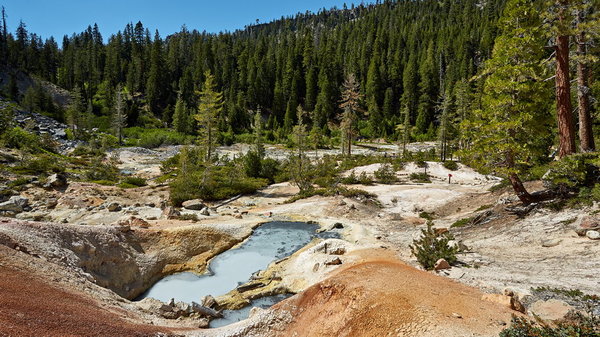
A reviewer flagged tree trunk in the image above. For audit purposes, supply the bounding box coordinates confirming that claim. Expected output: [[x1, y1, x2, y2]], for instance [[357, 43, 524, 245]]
[[508, 173, 536, 205], [576, 12, 595, 152], [555, 30, 576, 158]]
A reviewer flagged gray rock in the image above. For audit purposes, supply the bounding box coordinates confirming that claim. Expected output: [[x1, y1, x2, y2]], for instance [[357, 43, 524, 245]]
[[182, 199, 206, 210], [541, 239, 562, 247], [586, 230, 600, 240], [200, 207, 210, 216], [107, 202, 122, 212], [0, 196, 29, 213]]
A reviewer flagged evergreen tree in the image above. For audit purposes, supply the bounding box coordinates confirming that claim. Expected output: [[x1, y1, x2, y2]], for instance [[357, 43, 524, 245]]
[[194, 71, 224, 162], [112, 84, 127, 144], [66, 86, 86, 138], [461, 0, 551, 204], [173, 93, 191, 134]]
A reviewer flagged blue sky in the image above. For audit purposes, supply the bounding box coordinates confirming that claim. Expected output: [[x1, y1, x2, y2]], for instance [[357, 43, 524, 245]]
[[2, 0, 371, 41]]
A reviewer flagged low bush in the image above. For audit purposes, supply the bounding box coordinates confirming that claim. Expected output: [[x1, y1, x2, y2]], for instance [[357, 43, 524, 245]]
[[124, 127, 193, 148], [450, 217, 472, 228], [500, 312, 599, 337], [1, 127, 57, 153], [11, 154, 65, 175], [374, 163, 397, 183], [84, 157, 120, 182], [419, 211, 434, 220], [442, 161, 459, 171], [170, 165, 269, 205], [121, 176, 147, 187], [410, 172, 431, 183], [410, 221, 458, 270]]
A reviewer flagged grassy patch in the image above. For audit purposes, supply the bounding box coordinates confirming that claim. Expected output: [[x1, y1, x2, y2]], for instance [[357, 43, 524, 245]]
[[450, 217, 472, 228]]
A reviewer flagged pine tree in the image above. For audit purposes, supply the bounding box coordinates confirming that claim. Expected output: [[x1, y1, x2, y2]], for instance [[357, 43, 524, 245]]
[[173, 93, 190, 134], [339, 73, 363, 156], [112, 84, 127, 144], [290, 105, 312, 192], [461, 0, 551, 204], [194, 71, 224, 162], [66, 86, 86, 138]]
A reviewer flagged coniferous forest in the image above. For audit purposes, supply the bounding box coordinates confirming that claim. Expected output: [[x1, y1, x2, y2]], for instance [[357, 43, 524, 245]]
[[1, 0, 505, 140], [0, 0, 599, 201]]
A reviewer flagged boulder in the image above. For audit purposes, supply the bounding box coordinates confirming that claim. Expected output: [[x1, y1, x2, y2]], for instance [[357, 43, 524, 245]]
[[182, 199, 206, 210], [107, 202, 122, 212], [586, 230, 600, 240], [44, 173, 67, 189], [434, 258, 451, 271], [129, 217, 150, 228], [575, 217, 600, 236], [580, 216, 600, 229], [162, 206, 180, 219], [0, 196, 29, 213], [529, 299, 575, 321]]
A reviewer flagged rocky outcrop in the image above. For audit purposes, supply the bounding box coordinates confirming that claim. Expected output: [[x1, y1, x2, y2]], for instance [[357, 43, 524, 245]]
[[0, 218, 247, 299], [0, 196, 29, 213], [182, 199, 206, 210]]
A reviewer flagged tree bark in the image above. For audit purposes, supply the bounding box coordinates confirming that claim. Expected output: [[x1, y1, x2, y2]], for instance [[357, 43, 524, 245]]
[[555, 33, 576, 158], [576, 12, 595, 152], [508, 173, 536, 205]]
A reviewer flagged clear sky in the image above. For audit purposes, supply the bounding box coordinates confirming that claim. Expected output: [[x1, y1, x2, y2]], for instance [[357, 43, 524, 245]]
[[2, 0, 370, 41]]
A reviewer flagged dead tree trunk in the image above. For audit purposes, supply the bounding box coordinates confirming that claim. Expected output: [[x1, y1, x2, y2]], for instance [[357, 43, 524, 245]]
[[576, 11, 595, 152]]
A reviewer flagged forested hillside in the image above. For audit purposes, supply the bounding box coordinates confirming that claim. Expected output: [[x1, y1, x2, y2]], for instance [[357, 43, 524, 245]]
[[0, 0, 505, 142]]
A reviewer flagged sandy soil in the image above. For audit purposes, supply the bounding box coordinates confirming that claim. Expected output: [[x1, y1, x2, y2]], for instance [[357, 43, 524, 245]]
[[274, 250, 517, 337]]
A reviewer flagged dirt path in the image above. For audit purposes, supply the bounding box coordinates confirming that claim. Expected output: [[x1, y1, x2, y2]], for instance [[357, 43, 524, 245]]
[[274, 250, 517, 337]]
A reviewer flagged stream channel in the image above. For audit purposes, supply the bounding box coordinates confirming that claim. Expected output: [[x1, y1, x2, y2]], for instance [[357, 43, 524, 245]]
[[139, 221, 340, 327]]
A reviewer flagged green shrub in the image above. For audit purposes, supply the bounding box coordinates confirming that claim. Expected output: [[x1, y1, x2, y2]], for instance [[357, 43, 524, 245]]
[[419, 211, 434, 220], [124, 127, 193, 148], [90, 180, 116, 186], [8, 177, 32, 188], [170, 165, 269, 205], [543, 154, 599, 192], [410, 221, 458, 270], [451, 217, 472, 228], [71, 145, 105, 157], [374, 163, 397, 183], [410, 172, 431, 183], [1, 127, 56, 153], [442, 161, 459, 171], [85, 158, 119, 182], [121, 176, 147, 187], [11, 154, 65, 175], [500, 312, 599, 337]]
